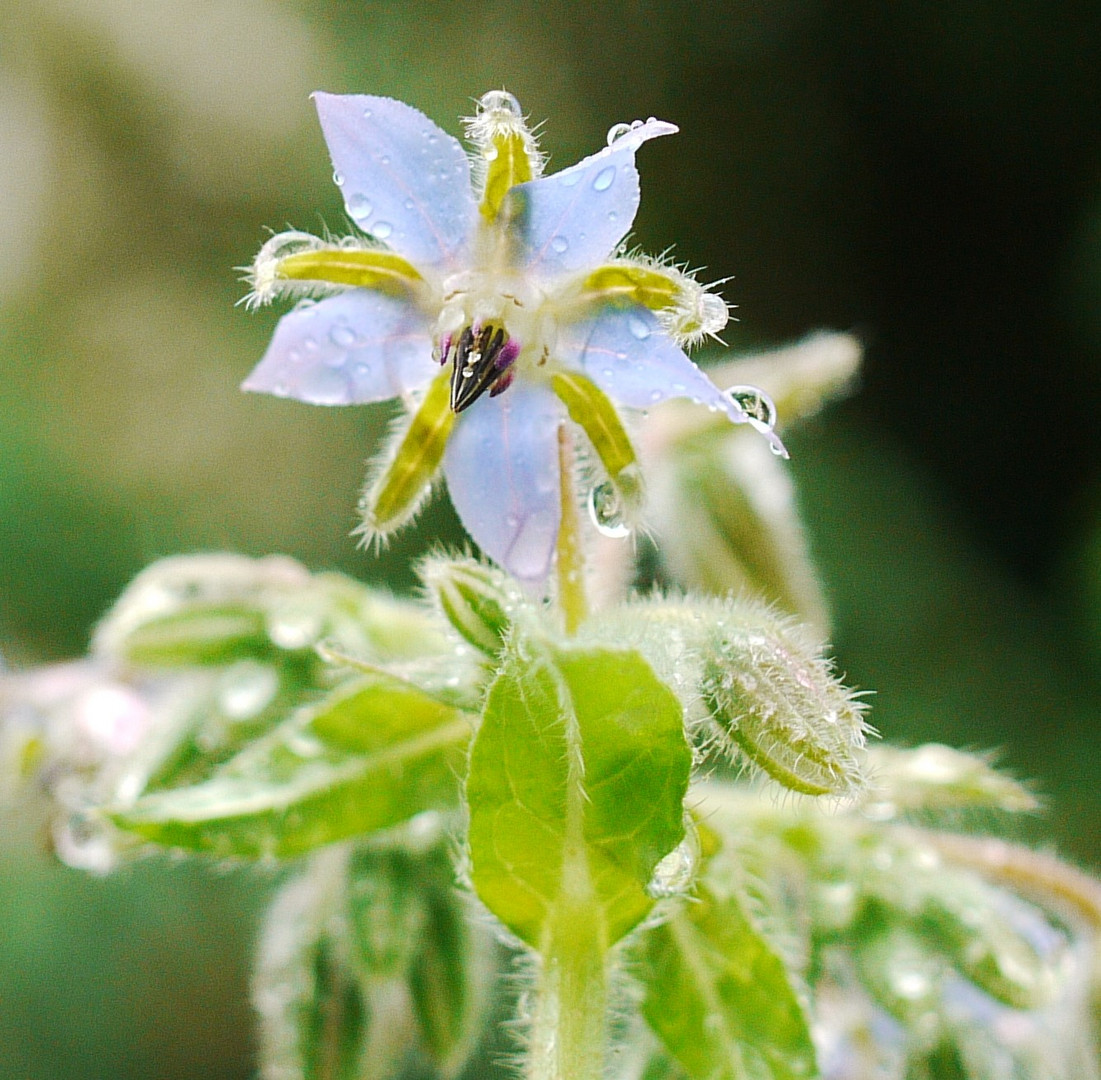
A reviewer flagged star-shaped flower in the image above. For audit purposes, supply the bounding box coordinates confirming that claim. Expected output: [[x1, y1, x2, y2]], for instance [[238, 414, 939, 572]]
[[243, 90, 784, 587]]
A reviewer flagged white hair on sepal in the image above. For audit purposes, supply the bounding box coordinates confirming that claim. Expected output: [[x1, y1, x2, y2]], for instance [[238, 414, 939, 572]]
[[463, 89, 546, 194]]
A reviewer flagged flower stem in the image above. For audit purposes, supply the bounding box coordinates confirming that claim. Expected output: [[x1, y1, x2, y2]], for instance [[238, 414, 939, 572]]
[[556, 426, 587, 635], [527, 904, 608, 1080]]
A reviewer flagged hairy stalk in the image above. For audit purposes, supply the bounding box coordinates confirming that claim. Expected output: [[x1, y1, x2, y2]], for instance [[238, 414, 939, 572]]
[[528, 907, 607, 1080], [529, 670, 607, 1080], [556, 427, 587, 635]]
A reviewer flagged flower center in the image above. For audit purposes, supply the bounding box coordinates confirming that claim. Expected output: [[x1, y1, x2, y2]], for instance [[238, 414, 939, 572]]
[[435, 271, 549, 413], [443, 323, 521, 412]]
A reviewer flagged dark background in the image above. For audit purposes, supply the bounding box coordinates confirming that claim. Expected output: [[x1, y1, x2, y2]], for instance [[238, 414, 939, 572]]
[[1, 2, 1098, 1077]]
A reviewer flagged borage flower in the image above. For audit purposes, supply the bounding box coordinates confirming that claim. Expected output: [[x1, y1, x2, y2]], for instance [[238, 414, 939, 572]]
[[243, 90, 784, 588]]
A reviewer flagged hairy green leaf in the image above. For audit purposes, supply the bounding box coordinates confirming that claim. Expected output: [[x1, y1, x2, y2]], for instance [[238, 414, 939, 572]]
[[110, 675, 471, 858], [254, 852, 371, 1080], [638, 883, 817, 1080], [466, 640, 691, 948], [407, 851, 492, 1071]]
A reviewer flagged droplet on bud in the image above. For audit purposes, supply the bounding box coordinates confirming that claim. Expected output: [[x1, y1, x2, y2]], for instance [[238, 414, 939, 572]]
[[588, 482, 631, 538]]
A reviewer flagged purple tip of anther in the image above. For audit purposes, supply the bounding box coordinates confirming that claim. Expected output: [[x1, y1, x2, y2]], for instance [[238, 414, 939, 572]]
[[498, 339, 521, 369], [489, 368, 516, 397], [439, 334, 452, 364]]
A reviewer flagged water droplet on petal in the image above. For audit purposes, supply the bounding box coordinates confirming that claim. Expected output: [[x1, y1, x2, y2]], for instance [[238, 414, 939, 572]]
[[588, 481, 631, 538], [332, 171, 344, 186], [479, 90, 523, 116], [551, 235, 569, 254], [607, 210, 618, 224], [649, 389, 662, 403], [348, 193, 372, 221], [403, 198, 415, 210], [372, 221, 393, 240], [379, 154, 391, 166], [627, 314, 651, 340], [606, 122, 633, 145], [301, 366, 349, 404], [559, 170, 582, 188], [303, 336, 319, 352], [362, 107, 373, 119], [724, 385, 778, 433], [330, 324, 357, 348], [593, 165, 616, 191]]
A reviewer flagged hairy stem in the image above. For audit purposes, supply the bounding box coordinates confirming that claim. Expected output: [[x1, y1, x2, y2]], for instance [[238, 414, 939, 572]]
[[528, 906, 607, 1080]]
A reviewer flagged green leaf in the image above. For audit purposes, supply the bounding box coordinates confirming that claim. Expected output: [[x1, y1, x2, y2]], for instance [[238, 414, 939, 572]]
[[110, 675, 472, 858], [466, 640, 691, 948], [638, 883, 817, 1080], [346, 848, 428, 979], [407, 851, 491, 1071], [254, 852, 372, 1080]]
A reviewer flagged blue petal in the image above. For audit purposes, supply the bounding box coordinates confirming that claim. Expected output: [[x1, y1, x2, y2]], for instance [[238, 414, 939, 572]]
[[313, 93, 477, 270], [507, 119, 677, 280], [242, 291, 435, 405], [559, 307, 788, 455], [444, 384, 563, 586]]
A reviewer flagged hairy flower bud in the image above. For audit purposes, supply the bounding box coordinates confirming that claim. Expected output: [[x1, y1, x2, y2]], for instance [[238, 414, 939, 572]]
[[700, 611, 870, 797], [420, 557, 526, 657]]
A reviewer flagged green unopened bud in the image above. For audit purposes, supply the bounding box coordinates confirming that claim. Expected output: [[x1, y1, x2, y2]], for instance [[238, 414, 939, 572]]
[[701, 609, 870, 797], [862, 743, 1039, 819], [93, 554, 311, 666], [420, 557, 525, 657]]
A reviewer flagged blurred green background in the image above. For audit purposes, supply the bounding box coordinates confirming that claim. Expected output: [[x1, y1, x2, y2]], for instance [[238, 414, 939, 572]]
[[1, 1, 1098, 1077]]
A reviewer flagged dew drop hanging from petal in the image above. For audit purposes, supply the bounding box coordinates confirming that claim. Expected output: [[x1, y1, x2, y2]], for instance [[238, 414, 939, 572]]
[[588, 481, 631, 538], [723, 386, 778, 432]]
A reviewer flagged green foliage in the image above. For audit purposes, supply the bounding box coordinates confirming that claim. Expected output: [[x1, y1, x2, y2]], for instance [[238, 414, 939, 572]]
[[466, 640, 691, 948], [638, 881, 817, 1080], [111, 673, 472, 858]]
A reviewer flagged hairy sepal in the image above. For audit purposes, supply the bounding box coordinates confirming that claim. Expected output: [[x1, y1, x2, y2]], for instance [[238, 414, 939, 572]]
[[358, 370, 454, 542]]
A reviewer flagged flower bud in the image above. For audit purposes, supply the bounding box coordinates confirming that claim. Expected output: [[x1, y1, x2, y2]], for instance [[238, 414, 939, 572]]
[[701, 610, 870, 797], [420, 557, 525, 657]]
